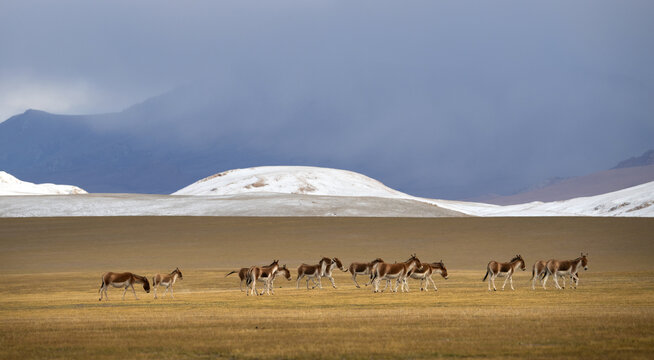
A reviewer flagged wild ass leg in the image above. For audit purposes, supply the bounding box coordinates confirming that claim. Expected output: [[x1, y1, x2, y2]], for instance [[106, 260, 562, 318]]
[[153, 284, 158, 299], [122, 285, 128, 300], [553, 273, 562, 289], [240, 279, 245, 292], [491, 274, 498, 291], [327, 275, 337, 289], [99, 283, 107, 301], [352, 273, 361, 288], [130, 283, 139, 300], [428, 276, 438, 291], [296, 273, 304, 289], [170, 285, 174, 299], [162, 286, 169, 298], [403, 277, 410, 292], [248, 277, 257, 296], [509, 275, 515, 290], [542, 272, 549, 290], [381, 279, 391, 292], [501, 275, 509, 290], [531, 274, 537, 290]]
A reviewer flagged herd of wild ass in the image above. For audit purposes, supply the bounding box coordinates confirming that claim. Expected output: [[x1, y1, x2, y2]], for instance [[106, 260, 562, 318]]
[[98, 253, 589, 300]]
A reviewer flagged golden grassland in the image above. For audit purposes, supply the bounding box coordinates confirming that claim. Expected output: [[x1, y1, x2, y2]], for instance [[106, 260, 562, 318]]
[[1, 271, 653, 359], [1, 217, 653, 359]]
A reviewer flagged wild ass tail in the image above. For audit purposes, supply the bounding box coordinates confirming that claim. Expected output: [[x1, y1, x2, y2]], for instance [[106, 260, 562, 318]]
[[225, 271, 237, 277], [482, 268, 490, 282]]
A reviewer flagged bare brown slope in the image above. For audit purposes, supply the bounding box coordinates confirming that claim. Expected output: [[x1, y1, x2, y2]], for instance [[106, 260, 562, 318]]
[[475, 164, 654, 205], [1, 217, 652, 273]]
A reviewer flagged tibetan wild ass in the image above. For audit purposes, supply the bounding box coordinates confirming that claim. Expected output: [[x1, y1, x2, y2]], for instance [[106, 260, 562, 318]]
[[226, 260, 277, 292], [296, 257, 333, 290], [407, 261, 449, 291], [260, 264, 292, 295], [483, 255, 526, 291], [98, 272, 150, 301], [245, 260, 280, 296], [543, 253, 588, 290], [370, 254, 421, 293], [152, 267, 183, 299], [348, 258, 384, 288]]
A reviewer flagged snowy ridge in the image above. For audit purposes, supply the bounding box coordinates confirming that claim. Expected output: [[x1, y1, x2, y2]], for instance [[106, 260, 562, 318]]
[[423, 181, 654, 217], [173, 166, 409, 198], [174, 166, 654, 217], [0, 166, 652, 217], [0, 171, 87, 195]]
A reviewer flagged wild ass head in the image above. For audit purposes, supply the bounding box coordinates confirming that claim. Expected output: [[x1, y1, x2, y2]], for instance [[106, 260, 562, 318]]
[[433, 260, 448, 279], [332, 257, 347, 272], [279, 265, 292, 280], [580, 252, 589, 270], [406, 254, 421, 271], [173, 267, 183, 280], [510, 254, 526, 271], [142, 277, 151, 293]]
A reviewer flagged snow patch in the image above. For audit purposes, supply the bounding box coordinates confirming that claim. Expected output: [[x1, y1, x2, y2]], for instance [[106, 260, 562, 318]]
[[0, 171, 87, 195]]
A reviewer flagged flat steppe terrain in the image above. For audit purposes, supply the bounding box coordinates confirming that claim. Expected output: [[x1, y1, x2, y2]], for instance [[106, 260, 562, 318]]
[[1, 217, 653, 359]]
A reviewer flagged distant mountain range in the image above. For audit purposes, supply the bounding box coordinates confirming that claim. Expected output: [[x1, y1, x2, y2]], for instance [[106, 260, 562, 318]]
[[0, 86, 652, 200], [470, 150, 654, 205]]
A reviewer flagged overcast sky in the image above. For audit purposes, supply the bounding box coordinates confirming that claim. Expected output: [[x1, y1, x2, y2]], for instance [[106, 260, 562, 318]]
[[1, 1, 653, 198]]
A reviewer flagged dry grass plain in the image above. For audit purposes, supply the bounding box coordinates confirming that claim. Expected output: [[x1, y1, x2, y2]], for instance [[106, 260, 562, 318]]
[[1, 217, 653, 359]]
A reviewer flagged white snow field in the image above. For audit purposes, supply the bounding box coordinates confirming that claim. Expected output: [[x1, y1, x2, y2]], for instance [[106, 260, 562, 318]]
[[0, 171, 87, 195], [429, 181, 654, 217], [0, 166, 652, 217], [173, 166, 410, 198]]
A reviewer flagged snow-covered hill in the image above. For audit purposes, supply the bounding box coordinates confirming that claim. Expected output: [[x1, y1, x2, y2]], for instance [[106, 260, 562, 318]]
[[429, 181, 654, 217], [0, 166, 652, 217], [174, 166, 654, 217], [0, 171, 87, 195], [173, 166, 409, 198]]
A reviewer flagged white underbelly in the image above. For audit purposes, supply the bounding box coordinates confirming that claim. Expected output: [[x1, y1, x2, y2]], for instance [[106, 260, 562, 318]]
[[109, 281, 129, 288]]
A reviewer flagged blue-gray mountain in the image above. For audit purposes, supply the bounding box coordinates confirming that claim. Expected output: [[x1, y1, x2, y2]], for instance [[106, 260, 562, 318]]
[[1, 84, 652, 198]]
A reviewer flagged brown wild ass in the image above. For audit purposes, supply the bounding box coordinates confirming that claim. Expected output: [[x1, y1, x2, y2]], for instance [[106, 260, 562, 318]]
[[370, 254, 421, 293], [348, 258, 384, 288], [225, 268, 249, 291], [531, 260, 550, 290], [98, 272, 150, 301], [543, 253, 588, 290], [483, 255, 526, 291], [245, 260, 280, 296], [226, 260, 277, 291], [407, 261, 449, 291], [152, 267, 183, 299], [296, 257, 334, 290], [260, 264, 292, 295], [323, 257, 348, 288]]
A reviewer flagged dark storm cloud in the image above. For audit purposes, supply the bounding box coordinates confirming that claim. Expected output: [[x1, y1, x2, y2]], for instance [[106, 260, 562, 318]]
[[1, 1, 653, 198]]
